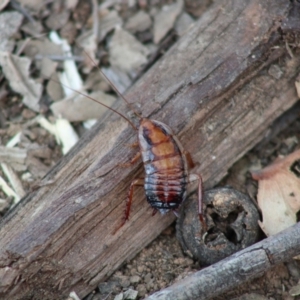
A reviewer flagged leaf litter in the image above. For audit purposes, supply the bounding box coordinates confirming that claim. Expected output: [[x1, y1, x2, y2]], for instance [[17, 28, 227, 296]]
[[0, 52, 42, 111], [251, 149, 300, 236], [0, 11, 23, 52], [1, 1, 300, 300]]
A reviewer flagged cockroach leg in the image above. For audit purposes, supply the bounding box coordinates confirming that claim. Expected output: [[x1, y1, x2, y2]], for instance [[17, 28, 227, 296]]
[[118, 152, 141, 168], [114, 178, 144, 234], [188, 174, 207, 233], [125, 178, 144, 220], [152, 208, 158, 216]]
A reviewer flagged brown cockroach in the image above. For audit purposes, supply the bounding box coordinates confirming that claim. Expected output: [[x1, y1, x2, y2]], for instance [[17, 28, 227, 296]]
[[55, 52, 206, 232]]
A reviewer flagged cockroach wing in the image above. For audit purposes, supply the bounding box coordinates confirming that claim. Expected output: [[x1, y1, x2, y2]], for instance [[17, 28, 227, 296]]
[[251, 149, 300, 236]]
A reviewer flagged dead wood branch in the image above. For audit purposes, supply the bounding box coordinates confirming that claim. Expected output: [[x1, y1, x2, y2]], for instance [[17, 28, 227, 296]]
[[0, 0, 298, 299]]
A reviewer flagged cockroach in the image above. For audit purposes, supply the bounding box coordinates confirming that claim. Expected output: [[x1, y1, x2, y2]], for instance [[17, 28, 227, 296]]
[[54, 52, 206, 233]]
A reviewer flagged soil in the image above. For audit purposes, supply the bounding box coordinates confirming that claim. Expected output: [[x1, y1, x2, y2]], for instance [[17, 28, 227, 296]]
[[0, 1, 300, 300]]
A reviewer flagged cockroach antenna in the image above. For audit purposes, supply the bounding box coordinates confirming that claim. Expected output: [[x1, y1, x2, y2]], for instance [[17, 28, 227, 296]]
[[80, 48, 143, 122]]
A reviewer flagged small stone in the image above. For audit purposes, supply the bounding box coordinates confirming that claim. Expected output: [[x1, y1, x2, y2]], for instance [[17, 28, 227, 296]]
[[98, 281, 120, 294], [174, 257, 185, 265], [137, 265, 144, 273], [144, 273, 152, 283], [146, 280, 154, 291], [114, 293, 123, 300], [120, 277, 130, 288], [130, 275, 141, 284], [130, 268, 137, 276], [22, 108, 36, 119], [163, 272, 175, 282], [268, 64, 283, 80], [124, 288, 138, 299], [137, 284, 147, 297], [159, 281, 166, 289]]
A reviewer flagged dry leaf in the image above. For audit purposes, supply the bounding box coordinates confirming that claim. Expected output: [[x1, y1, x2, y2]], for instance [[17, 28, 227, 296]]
[[46, 72, 65, 101], [175, 12, 195, 36], [45, 9, 70, 30], [84, 69, 111, 93], [0, 52, 42, 112], [21, 38, 63, 60], [109, 26, 150, 77], [153, 0, 183, 44], [97, 9, 123, 42], [102, 66, 132, 94], [76, 30, 98, 73], [251, 149, 300, 236], [295, 74, 300, 98], [40, 57, 57, 78], [17, 0, 47, 11], [0, 0, 9, 12], [0, 11, 23, 52], [125, 10, 152, 33], [50, 90, 116, 122], [0, 146, 27, 171]]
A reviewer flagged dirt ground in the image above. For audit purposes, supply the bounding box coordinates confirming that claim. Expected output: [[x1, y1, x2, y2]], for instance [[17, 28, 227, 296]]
[[0, 1, 300, 300]]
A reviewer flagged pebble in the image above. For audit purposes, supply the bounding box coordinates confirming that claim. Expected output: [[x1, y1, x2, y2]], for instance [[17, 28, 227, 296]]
[[124, 288, 138, 299], [22, 108, 36, 119], [114, 275, 131, 288], [137, 284, 147, 297], [144, 273, 152, 283], [173, 257, 194, 266], [98, 281, 120, 294], [137, 265, 144, 273], [146, 280, 154, 291], [130, 268, 137, 276], [130, 275, 141, 284], [163, 272, 174, 282], [114, 293, 123, 300], [174, 257, 185, 265]]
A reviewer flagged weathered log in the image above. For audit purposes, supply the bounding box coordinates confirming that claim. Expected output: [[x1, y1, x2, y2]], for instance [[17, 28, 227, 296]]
[[0, 0, 298, 299], [145, 223, 300, 300]]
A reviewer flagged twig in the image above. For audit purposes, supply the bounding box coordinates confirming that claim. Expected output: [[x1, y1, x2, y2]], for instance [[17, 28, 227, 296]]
[[10, 0, 36, 24], [92, 0, 100, 44], [145, 223, 300, 300], [34, 54, 84, 62]]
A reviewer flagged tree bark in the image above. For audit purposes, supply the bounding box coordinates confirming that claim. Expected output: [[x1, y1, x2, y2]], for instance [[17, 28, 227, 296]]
[[145, 223, 300, 300], [0, 0, 298, 299]]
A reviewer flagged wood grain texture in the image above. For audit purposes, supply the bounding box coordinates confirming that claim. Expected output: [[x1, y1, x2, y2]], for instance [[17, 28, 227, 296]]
[[0, 0, 298, 299]]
